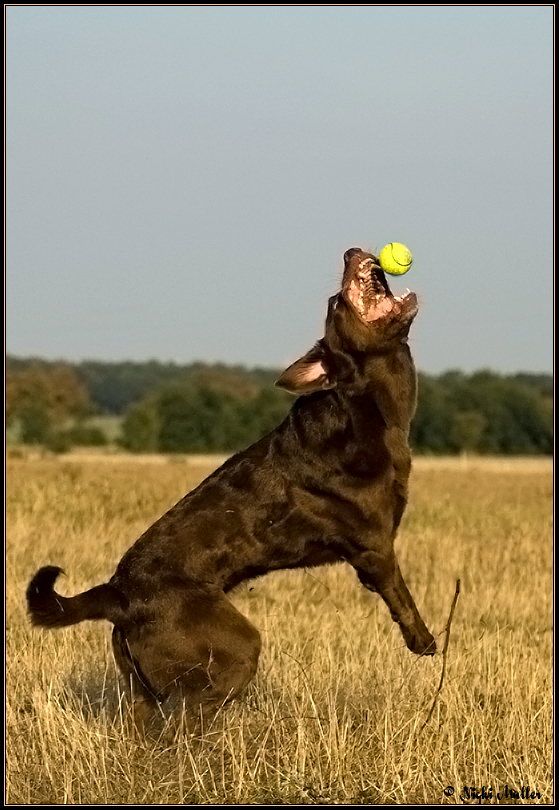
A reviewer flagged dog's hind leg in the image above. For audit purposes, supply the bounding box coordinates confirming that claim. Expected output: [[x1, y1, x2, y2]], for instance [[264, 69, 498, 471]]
[[112, 627, 163, 735], [112, 587, 261, 736], [175, 589, 262, 732], [351, 550, 436, 656]]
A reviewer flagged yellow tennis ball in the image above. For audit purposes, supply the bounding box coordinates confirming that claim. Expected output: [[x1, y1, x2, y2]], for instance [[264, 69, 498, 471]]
[[379, 242, 413, 275]]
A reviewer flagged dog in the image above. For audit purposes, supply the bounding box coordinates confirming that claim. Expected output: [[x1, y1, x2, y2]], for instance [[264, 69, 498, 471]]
[[27, 247, 436, 732]]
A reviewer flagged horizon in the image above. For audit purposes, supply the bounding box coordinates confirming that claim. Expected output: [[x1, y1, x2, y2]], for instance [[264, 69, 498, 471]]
[[6, 351, 552, 379]]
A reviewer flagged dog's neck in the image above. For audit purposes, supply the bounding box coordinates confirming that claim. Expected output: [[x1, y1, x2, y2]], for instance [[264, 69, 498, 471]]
[[354, 345, 418, 433]]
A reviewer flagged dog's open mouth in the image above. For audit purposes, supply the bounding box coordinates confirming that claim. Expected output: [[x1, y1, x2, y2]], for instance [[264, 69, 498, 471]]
[[345, 256, 416, 323]]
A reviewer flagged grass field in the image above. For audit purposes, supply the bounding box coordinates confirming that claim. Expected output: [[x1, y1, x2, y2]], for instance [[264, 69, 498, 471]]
[[5, 452, 553, 805]]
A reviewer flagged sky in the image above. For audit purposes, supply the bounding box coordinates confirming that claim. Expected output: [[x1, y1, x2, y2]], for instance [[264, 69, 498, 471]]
[[6, 6, 554, 375]]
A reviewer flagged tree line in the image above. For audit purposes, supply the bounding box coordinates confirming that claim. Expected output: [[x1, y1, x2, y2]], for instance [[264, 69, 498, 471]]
[[6, 357, 553, 455]]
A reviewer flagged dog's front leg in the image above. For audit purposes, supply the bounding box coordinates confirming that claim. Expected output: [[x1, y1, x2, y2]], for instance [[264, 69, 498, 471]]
[[351, 550, 436, 655]]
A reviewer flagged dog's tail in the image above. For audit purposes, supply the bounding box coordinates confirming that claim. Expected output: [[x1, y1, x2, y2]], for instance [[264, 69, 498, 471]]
[[27, 566, 128, 629]]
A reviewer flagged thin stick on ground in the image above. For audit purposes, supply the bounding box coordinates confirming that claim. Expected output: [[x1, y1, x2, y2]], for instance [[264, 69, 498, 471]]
[[422, 578, 461, 729]]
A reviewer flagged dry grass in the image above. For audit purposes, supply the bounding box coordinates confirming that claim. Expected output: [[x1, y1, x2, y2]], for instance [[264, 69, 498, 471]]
[[5, 453, 553, 804]]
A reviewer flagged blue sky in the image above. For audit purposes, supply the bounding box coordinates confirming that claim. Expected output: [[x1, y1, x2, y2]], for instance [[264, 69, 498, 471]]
[[6, 6, 553, 373]]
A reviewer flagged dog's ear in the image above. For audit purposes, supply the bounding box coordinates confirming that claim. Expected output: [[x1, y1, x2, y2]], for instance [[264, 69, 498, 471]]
[[275, 342, 335, 395]]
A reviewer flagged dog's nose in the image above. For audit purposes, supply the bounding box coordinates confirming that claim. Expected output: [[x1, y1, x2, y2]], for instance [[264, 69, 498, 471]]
[[343, 247, 363, 264]]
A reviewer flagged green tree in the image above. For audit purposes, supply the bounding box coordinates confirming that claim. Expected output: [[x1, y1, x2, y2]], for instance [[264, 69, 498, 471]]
[[120, 399, 161, 453], [449, 410, 488, 454], [464, 372, 553, 454], [410, 375, 453, 453], [6, 363, 93, 446], [156, 385, 237, 453], [19, 405, 52, 445]]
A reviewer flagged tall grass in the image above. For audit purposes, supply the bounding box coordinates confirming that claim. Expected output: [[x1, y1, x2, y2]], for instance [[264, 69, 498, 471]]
[[6, 453, 553, 804]]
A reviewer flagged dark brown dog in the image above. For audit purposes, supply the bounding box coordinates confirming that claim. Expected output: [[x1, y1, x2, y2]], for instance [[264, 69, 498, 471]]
[[27, 247, 436, 731]]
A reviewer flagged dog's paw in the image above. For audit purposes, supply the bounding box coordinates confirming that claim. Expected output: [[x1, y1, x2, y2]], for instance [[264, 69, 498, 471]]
[[404, 627, 437, 656]]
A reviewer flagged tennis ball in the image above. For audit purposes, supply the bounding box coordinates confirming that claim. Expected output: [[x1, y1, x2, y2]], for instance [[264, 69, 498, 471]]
[[379, 242, 413, 275]]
